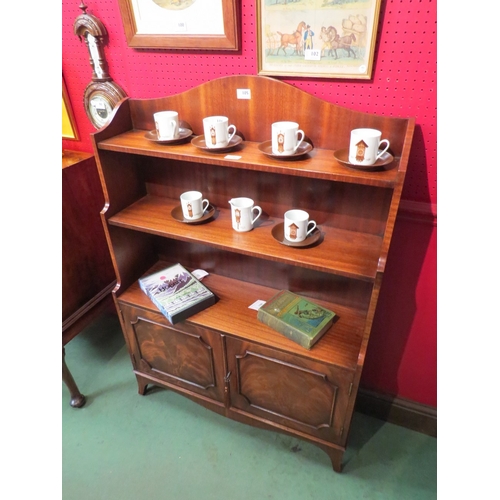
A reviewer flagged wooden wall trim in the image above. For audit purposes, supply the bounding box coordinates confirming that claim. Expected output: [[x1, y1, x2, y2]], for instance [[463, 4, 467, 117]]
[[355, 388, 437, 438], [62, 284, 116, 346], [62, 282, 116, 332], [398, 199, 437, 226]]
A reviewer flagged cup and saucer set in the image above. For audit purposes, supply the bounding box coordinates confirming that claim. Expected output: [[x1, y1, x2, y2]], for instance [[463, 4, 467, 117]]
[[258, 121, 313, 160], [191, 116, 242, 152], [333, 128, 394, 170]]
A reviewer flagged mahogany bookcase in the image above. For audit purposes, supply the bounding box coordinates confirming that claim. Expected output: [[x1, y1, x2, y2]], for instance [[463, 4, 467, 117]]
[[92, 75, 414, 471]]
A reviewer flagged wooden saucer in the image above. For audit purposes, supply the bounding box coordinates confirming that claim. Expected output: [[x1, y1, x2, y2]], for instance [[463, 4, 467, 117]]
[[144, 128, 193, 144], [333, 148, 394, 170], [271, 222, 321, 248], [191, 135, 243, 152], [258, 141, 313, 160], [171, 204, 216, 224]]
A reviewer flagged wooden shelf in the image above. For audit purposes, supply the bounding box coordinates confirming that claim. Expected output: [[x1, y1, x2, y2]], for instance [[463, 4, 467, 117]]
[[117, 262, 365, 370], [98, 130, 402, 188], [109, 195, 384, 281]]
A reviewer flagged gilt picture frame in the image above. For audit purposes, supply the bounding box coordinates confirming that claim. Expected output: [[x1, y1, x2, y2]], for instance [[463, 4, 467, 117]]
[[62, 77, 79, 141], [257, 0, 382, 79], [117, 0, 239, 50]]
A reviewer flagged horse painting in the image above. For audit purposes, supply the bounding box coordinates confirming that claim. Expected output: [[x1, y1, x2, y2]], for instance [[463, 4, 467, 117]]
[[320, 26, 338, 58], [276, 21, 307, 56], [338, 33, 357, 58], [319, 27, 357, 59]]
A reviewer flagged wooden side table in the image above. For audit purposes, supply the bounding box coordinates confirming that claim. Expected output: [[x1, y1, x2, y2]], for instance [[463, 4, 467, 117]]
[[62, 150, 116, 407]]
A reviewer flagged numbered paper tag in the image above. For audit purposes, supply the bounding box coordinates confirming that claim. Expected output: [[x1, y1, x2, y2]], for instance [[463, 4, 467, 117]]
[[237, 89, 251, 99], [175, 21, 187, 32], [249, 300, 266, 311], [192, 269, 209, 280], [304, 49, 321, 61]]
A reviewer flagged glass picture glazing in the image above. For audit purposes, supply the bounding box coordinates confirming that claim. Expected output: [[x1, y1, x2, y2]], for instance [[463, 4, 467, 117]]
[[257, 0, 382, 79]]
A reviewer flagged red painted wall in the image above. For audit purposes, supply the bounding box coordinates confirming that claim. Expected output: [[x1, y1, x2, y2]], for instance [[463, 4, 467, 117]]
[[62, 0, 437, 407]]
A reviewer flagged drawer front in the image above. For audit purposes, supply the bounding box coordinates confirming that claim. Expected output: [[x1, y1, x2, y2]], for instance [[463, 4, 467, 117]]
[[226, 337, 353, 444], [119, 303, 225, 403]]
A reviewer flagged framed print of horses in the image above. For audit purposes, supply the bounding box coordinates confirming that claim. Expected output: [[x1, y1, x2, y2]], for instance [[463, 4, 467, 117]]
[[257, 0, 382, 79], [117, 0, 239, 50]]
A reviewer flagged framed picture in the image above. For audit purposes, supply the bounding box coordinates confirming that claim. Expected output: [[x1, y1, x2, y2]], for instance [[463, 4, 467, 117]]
[[62, 77, 79, 141], [257, 0, 382, 79], [117, 0, 239, 50]]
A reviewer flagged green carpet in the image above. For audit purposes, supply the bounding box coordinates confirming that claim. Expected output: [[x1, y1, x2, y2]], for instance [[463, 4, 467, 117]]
[[62, 312, 437, 499]]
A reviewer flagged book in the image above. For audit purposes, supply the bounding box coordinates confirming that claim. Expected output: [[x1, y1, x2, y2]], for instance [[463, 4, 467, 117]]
[[257, 290, 336, 349], [139, 263, 216, 325]]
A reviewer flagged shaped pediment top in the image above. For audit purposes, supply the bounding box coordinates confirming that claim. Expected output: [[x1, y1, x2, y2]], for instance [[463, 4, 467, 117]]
[[73, 2, 108, 41]]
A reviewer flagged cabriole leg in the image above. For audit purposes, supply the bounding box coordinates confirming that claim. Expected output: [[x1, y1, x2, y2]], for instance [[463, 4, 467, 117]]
[[62, 347, 86, 408]]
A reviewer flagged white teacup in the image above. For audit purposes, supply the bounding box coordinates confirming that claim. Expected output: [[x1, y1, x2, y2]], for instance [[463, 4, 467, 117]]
[[349, 128, 390, 166], [154, 111, 180, 140], [229, 197, 262, 232], [284, 209, 317, 242], [271, 121, 305, 155], [203, 116, 236, 148], [180, 191, 209, 220]]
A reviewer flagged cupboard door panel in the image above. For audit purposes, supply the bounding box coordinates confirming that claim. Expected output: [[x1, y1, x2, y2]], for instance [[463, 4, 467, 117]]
[[226, 338, 353, 443], [120, 304, 224, 402]]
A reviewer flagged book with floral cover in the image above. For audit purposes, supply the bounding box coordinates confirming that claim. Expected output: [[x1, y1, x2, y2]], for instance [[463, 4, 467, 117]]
[[139, 263, 215, 324], [257, 290, 336, 349]]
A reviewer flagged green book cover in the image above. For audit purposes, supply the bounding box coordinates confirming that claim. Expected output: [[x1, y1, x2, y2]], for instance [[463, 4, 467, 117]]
[[257, 290, 336, 349]]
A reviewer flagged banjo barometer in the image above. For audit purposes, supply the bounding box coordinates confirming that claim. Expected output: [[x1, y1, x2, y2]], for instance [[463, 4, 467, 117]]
[[74, 2, 127, 129]]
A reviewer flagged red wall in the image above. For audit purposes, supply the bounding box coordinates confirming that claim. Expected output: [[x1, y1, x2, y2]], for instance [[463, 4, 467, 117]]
[[62, 0, 437, 407]]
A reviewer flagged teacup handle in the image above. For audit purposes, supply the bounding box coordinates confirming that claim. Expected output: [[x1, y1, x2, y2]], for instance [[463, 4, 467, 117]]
[[156, 119, 176, 138], [306, 220, 317, 236], [227, 124, 237, 143], [202, 199, 210, 213], [376, 139, 390, 159], [294, 129, 305, 151], [251, 206, 262, 225]]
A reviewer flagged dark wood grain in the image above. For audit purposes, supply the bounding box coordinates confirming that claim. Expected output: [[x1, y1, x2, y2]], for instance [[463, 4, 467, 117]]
[[226, 336, 352, 442], [98, 130, 401, 188], [125, 75, 412, 156], [121, 305, 226, 402], [62, 153, 115, 324], [109, 195, 383, 281], [116, 0, 239, 50], [62, 151, 116, 407], [118, 265, 365, 369], [92, 75, 415, 472]]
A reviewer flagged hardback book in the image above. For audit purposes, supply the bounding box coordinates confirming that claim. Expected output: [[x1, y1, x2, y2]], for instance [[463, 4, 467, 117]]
[[139, 263, 216, 325], [257, 290, 336, 349]]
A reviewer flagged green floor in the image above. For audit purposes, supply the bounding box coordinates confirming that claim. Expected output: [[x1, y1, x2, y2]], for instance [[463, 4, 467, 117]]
[[62, 312, 437, 500]]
